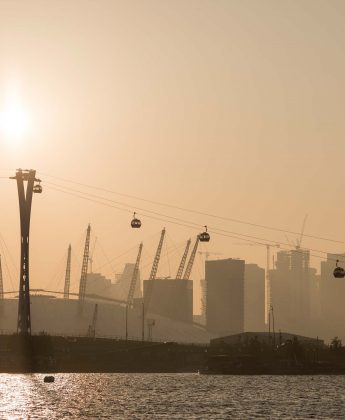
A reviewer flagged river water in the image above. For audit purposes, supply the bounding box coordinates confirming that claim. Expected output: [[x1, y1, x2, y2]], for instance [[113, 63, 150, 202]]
[[0, 373, 345, 419]]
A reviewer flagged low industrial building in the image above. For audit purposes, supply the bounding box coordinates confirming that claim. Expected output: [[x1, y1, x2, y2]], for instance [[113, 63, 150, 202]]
[[211, 331, 324, 347]]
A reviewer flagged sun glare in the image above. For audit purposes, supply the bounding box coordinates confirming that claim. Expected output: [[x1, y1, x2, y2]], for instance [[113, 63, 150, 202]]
[[0, 83, 30, 145]]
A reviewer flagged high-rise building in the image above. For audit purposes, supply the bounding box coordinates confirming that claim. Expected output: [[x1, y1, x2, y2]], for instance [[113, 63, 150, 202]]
[[205, 258, 245, 336], [143, 279, 193, 323], [270, 249, 313, 335], [244, 263, 265, 332], [200, 279, 206, 325]]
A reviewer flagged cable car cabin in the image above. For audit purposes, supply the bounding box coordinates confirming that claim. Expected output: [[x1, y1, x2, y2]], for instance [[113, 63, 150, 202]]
[[131, 213, 141, 228], [333, 267, 345, 278], [199, 226, 210, 242], [33, 184, 42, 193]]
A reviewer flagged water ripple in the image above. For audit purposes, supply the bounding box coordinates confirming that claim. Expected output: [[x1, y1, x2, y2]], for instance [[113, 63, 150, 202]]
[[0, 374, 345, 419]]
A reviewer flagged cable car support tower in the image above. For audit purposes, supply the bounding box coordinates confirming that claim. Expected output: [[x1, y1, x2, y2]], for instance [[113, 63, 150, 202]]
[[10, 169, 42, 335]]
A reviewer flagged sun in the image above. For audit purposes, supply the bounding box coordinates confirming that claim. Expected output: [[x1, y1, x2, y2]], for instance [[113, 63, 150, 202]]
[[0, 83, 30, 145]]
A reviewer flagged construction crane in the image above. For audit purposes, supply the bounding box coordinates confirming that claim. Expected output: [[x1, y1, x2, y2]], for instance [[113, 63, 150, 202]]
[[87, 303, 98, 338], [183, 235, 200, 280], [144, 228, 166, 315], [127, 242, 143, 306], [296, 214, 308, 249], [63, 244, 71, 299], [176, 239, 191, 280], [78, 224, 91, 314]]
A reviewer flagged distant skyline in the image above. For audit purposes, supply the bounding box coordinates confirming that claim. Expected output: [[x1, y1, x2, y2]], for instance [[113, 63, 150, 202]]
[[1, 0, 345, 313]]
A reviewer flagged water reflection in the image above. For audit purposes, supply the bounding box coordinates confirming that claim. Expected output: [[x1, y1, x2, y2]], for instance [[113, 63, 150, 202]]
[[0, 374, 344, 418]]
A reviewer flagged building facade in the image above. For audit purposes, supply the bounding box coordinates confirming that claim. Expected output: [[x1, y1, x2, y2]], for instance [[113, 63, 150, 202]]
[[270, 249, 318, 336], [205, 258, 245, 336], [244, 263, 265, 332], [143, 279, 193, 323]]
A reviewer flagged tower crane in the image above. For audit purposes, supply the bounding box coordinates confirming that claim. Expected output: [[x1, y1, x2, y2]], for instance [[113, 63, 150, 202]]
[[88, 303, 98, 338], [183, 235, 200, 280], [63, 244, 71, 299], [176, 239, 191, 280], [144, 228, 166, 315], [78, 224, 91, 314], [295, 214, 308, 249]]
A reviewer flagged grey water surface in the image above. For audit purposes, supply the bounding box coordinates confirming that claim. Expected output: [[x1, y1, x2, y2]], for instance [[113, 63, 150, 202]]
[[0, 373, 344, 419]]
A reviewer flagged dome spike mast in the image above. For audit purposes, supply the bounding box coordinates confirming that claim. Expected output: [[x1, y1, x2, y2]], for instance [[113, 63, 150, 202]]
[[10, 169, 42, 335]]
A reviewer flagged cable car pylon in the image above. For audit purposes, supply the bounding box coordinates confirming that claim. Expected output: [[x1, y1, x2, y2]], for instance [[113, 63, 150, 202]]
[[10, 169, 42, 336]]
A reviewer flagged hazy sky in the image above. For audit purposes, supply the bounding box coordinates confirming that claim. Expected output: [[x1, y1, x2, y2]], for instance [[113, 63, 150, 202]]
[[1, 0, 345, 312]]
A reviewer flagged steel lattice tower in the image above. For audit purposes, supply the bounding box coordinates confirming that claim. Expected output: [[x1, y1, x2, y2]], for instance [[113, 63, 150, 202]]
[[10, 169, 42, 335]]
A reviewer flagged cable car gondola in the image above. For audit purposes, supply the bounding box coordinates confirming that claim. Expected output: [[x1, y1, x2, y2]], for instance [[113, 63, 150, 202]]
[[333, 260, 345, 278], [199, 225, 210, 242], [33, 182, 42, 194], [131, 212, 141, 228]]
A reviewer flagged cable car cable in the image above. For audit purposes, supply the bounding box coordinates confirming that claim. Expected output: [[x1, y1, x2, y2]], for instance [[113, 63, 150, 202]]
[[38, 171, 345, 246], [45, 183, 337, 258]]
